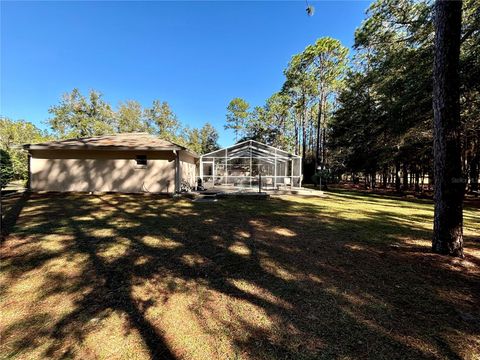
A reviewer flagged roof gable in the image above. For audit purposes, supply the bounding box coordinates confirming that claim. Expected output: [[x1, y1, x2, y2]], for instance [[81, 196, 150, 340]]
[[201, 140, 300, 160]]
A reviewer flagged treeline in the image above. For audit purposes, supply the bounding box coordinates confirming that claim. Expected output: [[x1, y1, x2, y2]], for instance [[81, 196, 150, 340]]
[[0, 89, 220, 186], [224, 37, 349, 182], [331, 0, 479, 192], [225, 0, 479, 190], [2, 0, 479, 190], [47, 88, 220, 155]]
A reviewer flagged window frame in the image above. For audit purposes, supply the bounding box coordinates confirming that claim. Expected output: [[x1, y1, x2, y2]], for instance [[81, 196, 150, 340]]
[[135, 154, 148, 168]]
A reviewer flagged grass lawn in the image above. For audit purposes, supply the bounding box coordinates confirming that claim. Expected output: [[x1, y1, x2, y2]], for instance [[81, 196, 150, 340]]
[[1, 190, 479, 359]]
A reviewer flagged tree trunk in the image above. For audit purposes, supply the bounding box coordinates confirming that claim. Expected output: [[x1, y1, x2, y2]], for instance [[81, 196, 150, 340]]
[[428, 169, 434, 190], [402, 163, 408, 191], [294, 117, 299, 156], [470, 158, 479, 193], [382, 165, 388, 189], [302, 111, 307, 167], [415, 171, 420, 193], [432, 0, 464, 257], [395, 161, 401, 192], [308, 113, 315, 153], [322, 126, 327, 166], [315, 96, 323, 168], [322, 96, 328, 165]]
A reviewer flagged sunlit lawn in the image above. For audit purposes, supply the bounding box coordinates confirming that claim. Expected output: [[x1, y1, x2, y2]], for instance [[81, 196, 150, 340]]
[[1, 190, 479, 359]]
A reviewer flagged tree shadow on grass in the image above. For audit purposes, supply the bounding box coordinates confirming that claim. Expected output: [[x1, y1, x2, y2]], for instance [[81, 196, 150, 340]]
[[1, 192, 30, 240], [1, 192, 479, 359]]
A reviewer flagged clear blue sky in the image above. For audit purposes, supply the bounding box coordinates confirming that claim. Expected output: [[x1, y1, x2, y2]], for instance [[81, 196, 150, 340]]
[[1, 1, 369, 147]]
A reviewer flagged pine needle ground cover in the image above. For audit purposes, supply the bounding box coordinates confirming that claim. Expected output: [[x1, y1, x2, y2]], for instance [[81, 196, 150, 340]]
[[1, 190, 479, 359]]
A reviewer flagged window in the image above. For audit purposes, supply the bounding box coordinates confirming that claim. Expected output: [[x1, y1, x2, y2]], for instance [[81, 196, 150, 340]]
[[135, 155, 147, 167]]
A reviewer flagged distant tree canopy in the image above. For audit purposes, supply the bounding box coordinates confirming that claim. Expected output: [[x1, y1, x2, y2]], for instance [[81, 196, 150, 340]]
[[48, 89, 115, 138], [185, 123, 220, 155], [225, 98, 250, 142], [199, 123, 220, 154], [1, 90, 220, 182], [46, 88, 220, 154]]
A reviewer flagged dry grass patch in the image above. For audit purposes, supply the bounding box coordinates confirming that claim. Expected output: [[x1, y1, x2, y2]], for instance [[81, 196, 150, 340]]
[[1, 190, 479, 359]]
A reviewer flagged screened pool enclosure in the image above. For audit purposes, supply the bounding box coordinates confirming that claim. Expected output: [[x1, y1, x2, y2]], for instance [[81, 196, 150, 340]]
[[200, 140, 302, 190]]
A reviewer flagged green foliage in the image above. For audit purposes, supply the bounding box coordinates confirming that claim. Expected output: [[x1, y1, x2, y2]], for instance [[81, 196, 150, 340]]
[[283, 53, 317, 121], [0, 149, 14, 188], [199, 123, 220, 153], [46, 89, 221, 154], [354, 0, 433, 49], [225, 98, 250, 142], [116, 100, 151, 133], [243, 93, 294, 151], [48, 89, 115, 138], [48, 90, 186, 141], [231, 2, 477, 187], [185, 123, 220, 155], [311, 169, 331, 186], [1, 91, 222, 189], [329, 0, 479, 188], [461, 0, 480, 189], [300, 37, 349, 97], [297, 37, 349, 167], [145, 100, 182, 141], [0, 117, 51, 181], [235, 37, 348, 176], [15, 0, 479, 190]]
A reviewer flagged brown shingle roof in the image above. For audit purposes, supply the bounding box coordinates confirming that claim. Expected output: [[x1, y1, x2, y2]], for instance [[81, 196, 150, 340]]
[[23, 133, 198, 156]]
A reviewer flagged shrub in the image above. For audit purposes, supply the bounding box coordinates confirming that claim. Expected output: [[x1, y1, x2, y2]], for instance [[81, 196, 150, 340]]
[[0, 149, 14, 188]]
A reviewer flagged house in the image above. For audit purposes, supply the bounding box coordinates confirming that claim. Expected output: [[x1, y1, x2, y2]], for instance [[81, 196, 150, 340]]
[[23, 133, 198, 193]]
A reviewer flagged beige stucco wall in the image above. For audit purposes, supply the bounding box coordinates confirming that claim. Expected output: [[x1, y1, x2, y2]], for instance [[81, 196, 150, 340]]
[[29, 149, 196, 193], [179, 152, 197, 188]]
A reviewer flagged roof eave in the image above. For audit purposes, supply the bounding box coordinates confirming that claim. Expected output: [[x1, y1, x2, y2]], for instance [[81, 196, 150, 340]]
[[24, 145, 185, 151]]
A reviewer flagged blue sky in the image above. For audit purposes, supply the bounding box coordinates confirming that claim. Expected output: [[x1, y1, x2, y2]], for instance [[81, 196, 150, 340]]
[[1, 1, 369, 147]]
